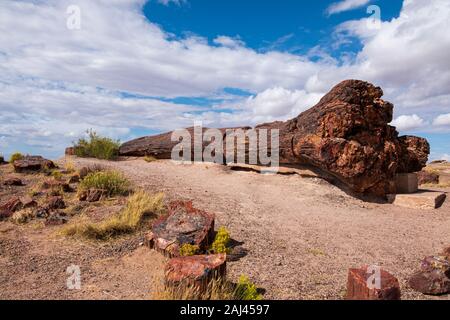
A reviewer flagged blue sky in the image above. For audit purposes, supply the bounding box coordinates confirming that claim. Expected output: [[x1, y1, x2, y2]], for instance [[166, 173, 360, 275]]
[[0, 0, 449, 161]]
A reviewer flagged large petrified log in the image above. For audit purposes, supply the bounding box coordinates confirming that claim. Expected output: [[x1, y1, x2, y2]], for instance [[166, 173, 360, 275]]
[[120, 80, 430, 197]]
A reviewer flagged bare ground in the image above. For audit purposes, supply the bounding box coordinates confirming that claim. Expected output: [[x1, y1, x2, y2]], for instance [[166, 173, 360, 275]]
[[1, 158, 450, 300]]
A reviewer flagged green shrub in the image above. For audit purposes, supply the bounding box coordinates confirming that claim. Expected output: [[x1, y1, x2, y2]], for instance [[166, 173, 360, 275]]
[[62, 191, 165, 240], [179, 243, 200, 256], [9, 152, 23, 163], [73, 129, 120, 160], [234, 275, 262, 300], [78, 170, 130, 197], [210, 226, 232, 254]]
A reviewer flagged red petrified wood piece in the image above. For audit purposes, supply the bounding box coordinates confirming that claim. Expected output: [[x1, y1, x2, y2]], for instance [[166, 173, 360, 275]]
[[145, 201, 215, 257], [346, 266, 401, 300], [165, 253, 227, 293]]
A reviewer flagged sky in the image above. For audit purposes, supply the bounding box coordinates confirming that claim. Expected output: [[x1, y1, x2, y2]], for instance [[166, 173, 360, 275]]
[[0, 0, 449, 160]]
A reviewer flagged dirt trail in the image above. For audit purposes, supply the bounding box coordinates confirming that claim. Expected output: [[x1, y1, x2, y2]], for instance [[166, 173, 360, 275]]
[[1, 158, 449, 300]]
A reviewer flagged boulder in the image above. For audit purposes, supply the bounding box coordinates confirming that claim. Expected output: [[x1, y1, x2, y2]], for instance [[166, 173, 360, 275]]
[[346, 266, 401, 300], [417, 170, 440, 185], [3, 177, 23, 186], [0, 155, 5, 164], [164, 254, 227, 293], [120, 80, 430, 197], [41, 180, 73, 193], [409, 256, 450, 295], [20, 196, 37, 209], [13, 156, 56, 173], [145, 201, 215, 257]]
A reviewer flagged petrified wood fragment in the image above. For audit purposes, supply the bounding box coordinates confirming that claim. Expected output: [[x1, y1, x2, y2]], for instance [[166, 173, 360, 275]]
[[145, 201, 215, 257]]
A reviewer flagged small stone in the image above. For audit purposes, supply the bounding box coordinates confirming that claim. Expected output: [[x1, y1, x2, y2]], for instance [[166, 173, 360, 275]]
[[20, 196, 37, 209], [3, 178, 23, 186], [78, 189, 105, 202], [346, 266, 401, 300], [0, 197, 23, 213], [165, 254, 227, 293], [145, 201, 215, 257], [45, 196, 66, 210], [68, 174, 80, 184], [65, 147, 75, 156], [409, 256, 450, 295], [45, 212, 68, 226]]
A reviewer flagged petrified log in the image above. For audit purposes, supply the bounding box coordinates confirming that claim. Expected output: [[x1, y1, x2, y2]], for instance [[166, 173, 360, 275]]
[[120, 80, 430, 197], [164, 254, 227, 294], [13, 155, 56, 173], [346, 266, 401, 300], [145, 201, 215, 257]]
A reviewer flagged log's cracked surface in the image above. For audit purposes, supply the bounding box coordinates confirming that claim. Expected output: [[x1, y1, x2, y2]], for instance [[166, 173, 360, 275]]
[[120, 80, 430, 197], [145, 201, 215, 257]]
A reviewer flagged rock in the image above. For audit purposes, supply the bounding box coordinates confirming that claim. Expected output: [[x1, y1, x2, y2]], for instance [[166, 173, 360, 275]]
[[417, 170, 440, 185], [387, 191, 446, 210], [120, 80, 430, 197], [0, 209, 13, 220], [68, 174, 80, 184], [41, 180, 73, 193], [395, 173, 418, 194], [45, 211, 68, 226], [442, 247, 450, 261], [13, 156, 56, 173], [35, 207, 50, 219], [346, 266, 401, 300], [0, 155, 6, 164], [20, 196, 37, 209], [78, 189, 106, 202], [0, 197, 23, 213], [3, 177, 23, 186], [409, 256, 450, 295], [145, 201, 215, 257], [164, 254, 227, 293], [397, 136, 430, 173], [65, 147, 75, 156], [45, 196, 66, 210]]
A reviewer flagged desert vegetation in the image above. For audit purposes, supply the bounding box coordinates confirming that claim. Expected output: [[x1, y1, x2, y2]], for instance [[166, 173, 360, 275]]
[[78, 170, 130, 197], [73, 129, 120, 160]]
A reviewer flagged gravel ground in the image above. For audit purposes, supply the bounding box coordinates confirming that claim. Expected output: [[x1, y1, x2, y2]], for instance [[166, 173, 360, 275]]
[[70, 157, 450, 300]]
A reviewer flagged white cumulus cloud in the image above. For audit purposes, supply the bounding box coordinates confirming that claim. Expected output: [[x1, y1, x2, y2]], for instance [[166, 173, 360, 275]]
[[433, 113, 450, 127], [391, 114, 426, 132], [327, 0, 371, 15]]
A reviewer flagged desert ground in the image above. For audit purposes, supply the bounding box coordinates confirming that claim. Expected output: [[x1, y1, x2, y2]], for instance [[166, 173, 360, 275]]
[[1, 157, 450, 300]]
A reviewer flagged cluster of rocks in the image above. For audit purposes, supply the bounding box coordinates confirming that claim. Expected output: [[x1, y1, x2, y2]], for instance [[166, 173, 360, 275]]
[[145, 201, 227, 293], [346, 246, 450, 300]]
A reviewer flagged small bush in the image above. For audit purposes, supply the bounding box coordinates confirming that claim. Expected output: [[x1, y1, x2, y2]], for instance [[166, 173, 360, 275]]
[[78, 170, 130, 197], [210, 226, 232, 254], [179, 243, 200, 256], [73, 129, 120, 160], [51, 170, 63, 180], [9, 152, 23, 163], [62, 191, 165, 240], [144, 156, 158, 163], [234, 275, 263, 300], [154, 277, 235, 300]]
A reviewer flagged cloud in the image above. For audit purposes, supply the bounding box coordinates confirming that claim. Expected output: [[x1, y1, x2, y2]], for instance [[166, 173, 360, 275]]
[[433, 113, 450, 127], [1, 0, 450, 158], [326, 0, 371, 16], [391, 114, 426, 132]]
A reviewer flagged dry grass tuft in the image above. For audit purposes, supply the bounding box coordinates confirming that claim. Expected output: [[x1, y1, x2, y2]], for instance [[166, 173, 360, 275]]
[[78, 170, 130, 197], [61, 190, 165, 240], [144, 156, 158, 163]]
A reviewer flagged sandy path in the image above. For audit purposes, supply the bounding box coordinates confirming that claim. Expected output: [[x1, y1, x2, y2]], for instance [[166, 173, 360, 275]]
[[70, 157, 450, 300]]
